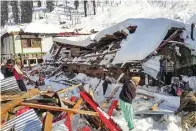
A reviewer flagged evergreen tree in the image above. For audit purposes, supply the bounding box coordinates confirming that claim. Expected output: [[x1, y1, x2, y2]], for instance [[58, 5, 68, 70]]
[[1, 1, 8, 26], [11, 1, 19, 24], [74, 0, 79, 10], [46, 1, 54, 12], [84, 1, 87, 17], [20, 1, 33, 23], [92, 1, 96, 15], [37, 0, 41, 7]]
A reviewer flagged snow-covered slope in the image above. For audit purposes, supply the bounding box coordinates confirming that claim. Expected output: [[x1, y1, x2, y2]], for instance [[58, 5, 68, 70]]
[[73, 0, 196, 32]]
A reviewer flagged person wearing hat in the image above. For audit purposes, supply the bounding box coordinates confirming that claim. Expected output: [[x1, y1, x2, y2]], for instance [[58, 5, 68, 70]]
[[119, 75, 141, 130], [175, 91, 196, 131], [13, 58, 27, 92]]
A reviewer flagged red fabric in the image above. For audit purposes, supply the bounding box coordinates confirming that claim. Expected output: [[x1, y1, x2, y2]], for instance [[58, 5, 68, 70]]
[[65, 114, 72, 131], [108, 100, 118, 117], [13, 68, 23, 80], [16, 106, 30, 116]]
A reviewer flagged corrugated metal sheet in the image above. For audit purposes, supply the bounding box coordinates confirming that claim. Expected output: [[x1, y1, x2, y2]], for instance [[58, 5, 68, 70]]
[[1, 109, 42, 131], [52, 119, 69, 131], [0, 77, 21, 95]]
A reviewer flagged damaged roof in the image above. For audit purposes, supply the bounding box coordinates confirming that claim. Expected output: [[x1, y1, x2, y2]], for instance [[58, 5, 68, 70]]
[[53, 35, 92, 47]]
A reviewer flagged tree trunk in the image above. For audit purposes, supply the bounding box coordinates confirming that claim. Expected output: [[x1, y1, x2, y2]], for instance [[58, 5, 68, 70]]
[[84, 1, 87, 17], [93, 1, 96, 15]]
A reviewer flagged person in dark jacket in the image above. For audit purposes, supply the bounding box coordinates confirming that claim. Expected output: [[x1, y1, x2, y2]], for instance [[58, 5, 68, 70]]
[[4, 59, 13, 78], [119, 76, 141, 130], [175, 91, 196, 131], [102, 75, 111, 96]]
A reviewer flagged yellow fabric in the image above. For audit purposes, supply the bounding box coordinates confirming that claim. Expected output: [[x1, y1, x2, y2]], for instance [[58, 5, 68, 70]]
[[15, 58, 21, 64], [132, 76, 141, 83]]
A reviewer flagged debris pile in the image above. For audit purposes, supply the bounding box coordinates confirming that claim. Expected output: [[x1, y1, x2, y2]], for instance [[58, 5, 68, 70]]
[[1, 76, 123, 131]]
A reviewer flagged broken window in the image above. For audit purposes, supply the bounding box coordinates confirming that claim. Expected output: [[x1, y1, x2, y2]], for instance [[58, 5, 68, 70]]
[[22, 39, 41, 48], [29, 59, 36, 64]]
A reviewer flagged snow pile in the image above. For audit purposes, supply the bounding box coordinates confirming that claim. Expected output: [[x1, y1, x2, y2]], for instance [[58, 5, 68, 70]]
[[43, 53, 53, 62], [23, 20, 69, 34], [53, 35, 92, 47], [110, 18, 183, 63], [182, 76, 196, 91], [142, 56, 161, 79]]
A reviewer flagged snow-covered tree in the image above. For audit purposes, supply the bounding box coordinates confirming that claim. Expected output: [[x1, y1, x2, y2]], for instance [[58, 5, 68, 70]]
[[46, 1, 54, 12], [84, 1, 87, 17], [11, 1, 19, 24], [37, 0, 41, 7], [74, 0, 79, 10], [1, 1, 8, 26], [92, 1, 96, 15], [20, 1, 33, 23]]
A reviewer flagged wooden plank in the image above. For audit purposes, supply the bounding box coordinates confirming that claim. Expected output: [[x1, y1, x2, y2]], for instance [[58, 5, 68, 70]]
[[1, 112, 9, 124], [20, 102, 98, 116], [69, 98, 83, 118], [61, 99, 76, 106], [57, 84, 82, 94], [1, 99, 23, 116], [43, 112, 53, 131], [0, 88, 40, 101]]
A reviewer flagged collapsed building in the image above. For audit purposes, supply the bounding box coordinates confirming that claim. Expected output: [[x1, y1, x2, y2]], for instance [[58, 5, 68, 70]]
[[1, 18, 196, 131], [46, 18, 196, 87]]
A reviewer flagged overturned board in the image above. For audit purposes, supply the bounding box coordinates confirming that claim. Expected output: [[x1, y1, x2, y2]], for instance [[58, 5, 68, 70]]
[[135, 109, 174, 115]]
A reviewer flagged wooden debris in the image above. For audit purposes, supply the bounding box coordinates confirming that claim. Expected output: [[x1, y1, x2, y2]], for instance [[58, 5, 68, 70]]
[[61, 99, 76, 106], [69, 98, 83, 118], [0, 88, 40, 101], [1, 112, 9, 124], [57, 84, 82, 94], [43, 112, 53, 131], [1, 99, 23, 116], [20, 102, 98, 116]]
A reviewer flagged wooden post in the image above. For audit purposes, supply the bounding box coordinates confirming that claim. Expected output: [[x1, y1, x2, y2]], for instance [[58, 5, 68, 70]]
[[69, 98, 83, 118], [20, 102, 98, 116], [1, 99, 23, 116], [43, 112, 53, 131]]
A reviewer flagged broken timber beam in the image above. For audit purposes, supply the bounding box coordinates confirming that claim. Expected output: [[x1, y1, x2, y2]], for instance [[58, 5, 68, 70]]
[[57, 84, 82, 94], [157, 29, 182, 50], [69, 98, 83, 118], [80, 91, 122, 131], [0, 88, 40, 101], [43, 112, 53, 131], [20, 102, 98, 116], [1, 99, 23, 116]]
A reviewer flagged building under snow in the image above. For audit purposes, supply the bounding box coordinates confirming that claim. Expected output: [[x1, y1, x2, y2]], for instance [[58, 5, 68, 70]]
[[0, 22, 80, 67], [48, 18, 196, 86]]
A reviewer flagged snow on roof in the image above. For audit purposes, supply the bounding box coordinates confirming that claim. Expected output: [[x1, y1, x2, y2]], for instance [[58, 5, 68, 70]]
[[53, 35, 92, 47], [23, 21, 69, 34], [1, 25, 26, 37], [108, 18, 184, 64]]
